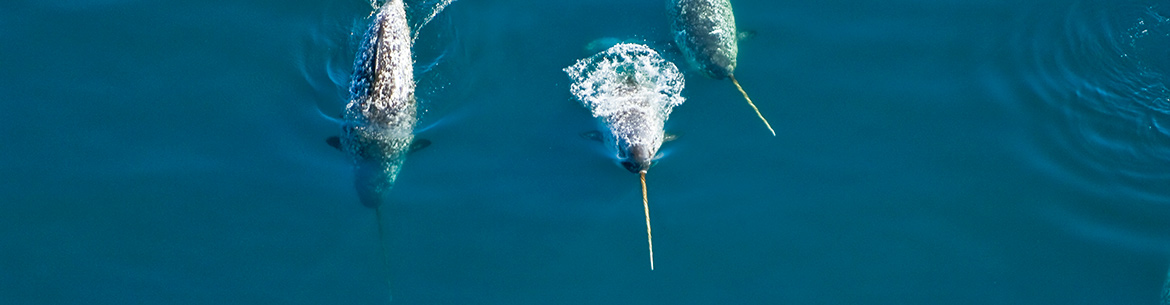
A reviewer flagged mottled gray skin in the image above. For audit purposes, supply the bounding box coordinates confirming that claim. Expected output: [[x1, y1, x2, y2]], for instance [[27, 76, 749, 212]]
[[341, 0, 417, 208], [609, 118, 658, 174], [601, 76, 662, 173], [668, 0, 738, 79]]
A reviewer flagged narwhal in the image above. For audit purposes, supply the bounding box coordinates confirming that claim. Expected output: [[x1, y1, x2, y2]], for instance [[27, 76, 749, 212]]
[[1163, 265, 1169, 305], [325, 0, 452, 299], [336, 0, 420, 211], [564, 43, 686, 270], [668, 0, 774, 136]]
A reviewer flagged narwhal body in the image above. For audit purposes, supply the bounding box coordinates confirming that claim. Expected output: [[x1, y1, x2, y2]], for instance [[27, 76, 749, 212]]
[[330, 0, 456, 300], [341, 0, 419, 208], [668, 0, 774, 135], [565, 43, 686, 270], [668, 0, 738, 79]]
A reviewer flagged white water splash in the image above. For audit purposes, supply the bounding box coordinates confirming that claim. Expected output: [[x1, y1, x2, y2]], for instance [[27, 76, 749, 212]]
[[564, 43, 685, 122], [370, 0, 456, 41], [410, 0, 455, 41]]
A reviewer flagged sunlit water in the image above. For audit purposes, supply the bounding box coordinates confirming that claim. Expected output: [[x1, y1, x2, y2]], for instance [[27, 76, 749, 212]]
[[2, 0, 1169, 304]]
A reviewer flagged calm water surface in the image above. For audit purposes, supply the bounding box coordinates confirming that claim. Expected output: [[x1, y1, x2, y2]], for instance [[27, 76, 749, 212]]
[[2, 0, 1168, 304]]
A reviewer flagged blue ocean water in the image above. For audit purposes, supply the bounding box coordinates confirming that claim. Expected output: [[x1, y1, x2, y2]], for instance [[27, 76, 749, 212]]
[[2, 0, 1169, 304]]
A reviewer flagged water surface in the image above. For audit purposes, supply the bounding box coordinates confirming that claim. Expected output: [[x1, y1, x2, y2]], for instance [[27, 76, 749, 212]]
[[2, 0, 1168, 304]]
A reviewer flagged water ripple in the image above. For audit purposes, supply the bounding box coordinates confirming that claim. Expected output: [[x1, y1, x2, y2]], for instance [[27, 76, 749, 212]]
[[1001, 1, 1170, 202]]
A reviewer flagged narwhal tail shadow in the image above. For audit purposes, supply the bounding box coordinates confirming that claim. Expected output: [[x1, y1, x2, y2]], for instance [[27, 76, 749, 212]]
[[376, 206, 394, 303]]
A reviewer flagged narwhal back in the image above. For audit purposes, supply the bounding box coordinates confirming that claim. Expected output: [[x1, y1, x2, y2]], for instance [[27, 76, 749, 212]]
[[668, 0, 738, 79], [341, 0, 418, 208]]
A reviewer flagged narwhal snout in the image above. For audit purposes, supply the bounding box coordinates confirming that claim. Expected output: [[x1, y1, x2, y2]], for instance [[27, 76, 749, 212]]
[[621, 145, 655, 174]]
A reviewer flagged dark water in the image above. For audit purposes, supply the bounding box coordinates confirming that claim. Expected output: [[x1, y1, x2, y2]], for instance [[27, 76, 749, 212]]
[[3, 0, 1170, 304]]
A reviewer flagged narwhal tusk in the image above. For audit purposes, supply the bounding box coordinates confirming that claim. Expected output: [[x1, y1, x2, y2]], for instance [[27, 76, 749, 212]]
[[641, 171, 654, 270], [729, 74, 775, 136]]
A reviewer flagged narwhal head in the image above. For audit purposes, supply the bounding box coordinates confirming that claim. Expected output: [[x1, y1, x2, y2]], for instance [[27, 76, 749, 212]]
[[353, 159, 403, 208], [565, 42, 682, 174], [603, 106, 665, 174], [619, 143, 655, 174], [608, 119, 662, 174], [340, 122, 414, 209]]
